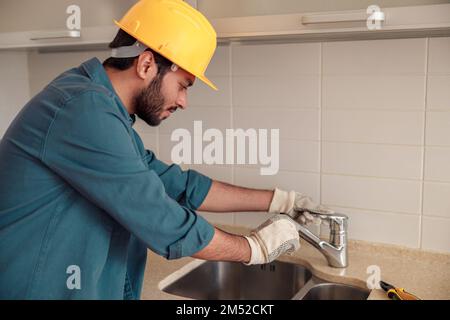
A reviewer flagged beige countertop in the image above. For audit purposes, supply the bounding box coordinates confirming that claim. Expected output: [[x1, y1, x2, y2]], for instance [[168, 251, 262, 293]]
[[141, 224, 450, 300]]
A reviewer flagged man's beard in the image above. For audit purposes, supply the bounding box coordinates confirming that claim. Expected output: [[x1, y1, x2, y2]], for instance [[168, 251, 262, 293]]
[[133, 74, 166, 127]]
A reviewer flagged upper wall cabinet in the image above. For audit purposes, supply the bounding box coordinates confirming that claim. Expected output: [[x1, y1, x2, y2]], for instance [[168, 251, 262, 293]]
[[197, 0, 450, 19], [1, 0, 450, 50], [207, 2, 450, 43], [0, 0, 135, 50]]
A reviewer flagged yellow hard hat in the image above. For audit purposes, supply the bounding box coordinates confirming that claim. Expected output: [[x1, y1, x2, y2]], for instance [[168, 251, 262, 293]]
[[115, 0, 218, 90]]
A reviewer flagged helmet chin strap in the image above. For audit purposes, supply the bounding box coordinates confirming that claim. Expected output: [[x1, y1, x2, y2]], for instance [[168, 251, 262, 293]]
[[111, 41, 179, 72]]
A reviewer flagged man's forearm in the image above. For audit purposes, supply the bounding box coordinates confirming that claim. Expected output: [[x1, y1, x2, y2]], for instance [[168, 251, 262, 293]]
[[198, 180, 274, 213], [192, 227, 251, 263]]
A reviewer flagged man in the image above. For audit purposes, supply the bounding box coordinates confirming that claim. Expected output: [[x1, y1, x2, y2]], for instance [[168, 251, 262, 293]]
[[0, 0, 331, 299]]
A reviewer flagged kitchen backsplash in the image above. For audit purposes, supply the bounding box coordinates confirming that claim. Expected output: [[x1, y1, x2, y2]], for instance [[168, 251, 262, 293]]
[[0, 52, 30, 137], [2, 36, 449, 253]]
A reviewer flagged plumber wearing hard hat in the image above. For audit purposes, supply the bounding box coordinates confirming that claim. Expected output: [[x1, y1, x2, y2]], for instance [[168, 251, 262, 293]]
[[0, 0, 332, 299]]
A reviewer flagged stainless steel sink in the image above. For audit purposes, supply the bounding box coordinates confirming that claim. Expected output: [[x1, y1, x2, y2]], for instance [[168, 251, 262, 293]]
[[300, 283, 370, 300], [161, 260, 312, 300], [159, 260, 370, 300]]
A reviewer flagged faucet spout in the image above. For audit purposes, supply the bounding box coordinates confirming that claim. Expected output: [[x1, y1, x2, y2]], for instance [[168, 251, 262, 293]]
[[284, 213, 349, 268]]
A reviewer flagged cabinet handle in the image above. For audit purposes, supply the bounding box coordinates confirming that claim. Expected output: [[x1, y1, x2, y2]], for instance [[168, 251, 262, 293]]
[[301, 11, 385, 25], [30, 30, 81, 40]]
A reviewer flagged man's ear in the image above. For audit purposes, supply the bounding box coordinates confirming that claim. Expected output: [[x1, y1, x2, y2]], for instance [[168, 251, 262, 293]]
[[135, 51, 157, 80]]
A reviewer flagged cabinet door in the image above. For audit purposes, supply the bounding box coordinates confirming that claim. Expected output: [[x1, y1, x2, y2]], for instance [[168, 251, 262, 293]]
[[196, 0, 447, 18], [0, 0, 136, 33]]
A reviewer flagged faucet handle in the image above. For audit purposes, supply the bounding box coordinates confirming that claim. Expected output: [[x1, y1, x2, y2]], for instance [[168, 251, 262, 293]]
[[303, 209, 348, 224], [328, 214, 348, 234], [305, 211, 348, 244]]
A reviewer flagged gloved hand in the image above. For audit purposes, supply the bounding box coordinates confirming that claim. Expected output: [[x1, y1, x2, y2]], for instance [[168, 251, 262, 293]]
[[268, 188, 334, 225], [244, 214, 300, 265]]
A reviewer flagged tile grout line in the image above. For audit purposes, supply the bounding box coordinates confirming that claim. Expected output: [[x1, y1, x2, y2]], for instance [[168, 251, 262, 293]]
[[419, 37, 430, 250], [319, 42, 323, 205], [229, 43, 236, 226], [327, 204, 426, 218], [219, 167, 427, 182], [159, 131, 448, 148], [318, 42, 326, 238], [227, 106, 434, 112]]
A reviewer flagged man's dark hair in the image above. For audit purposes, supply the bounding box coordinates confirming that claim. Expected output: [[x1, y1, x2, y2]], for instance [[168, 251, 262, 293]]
[[103, 29, 173, 76]]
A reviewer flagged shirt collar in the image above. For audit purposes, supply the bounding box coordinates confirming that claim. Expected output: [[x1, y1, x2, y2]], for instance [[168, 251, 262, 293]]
[[80, 58, 135, 124], [81, 57, 115, 93]]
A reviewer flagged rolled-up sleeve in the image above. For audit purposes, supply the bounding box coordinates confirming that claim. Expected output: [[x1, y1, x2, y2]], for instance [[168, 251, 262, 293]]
[[140, 148, 212, 210], [41, 91, 214, 259]]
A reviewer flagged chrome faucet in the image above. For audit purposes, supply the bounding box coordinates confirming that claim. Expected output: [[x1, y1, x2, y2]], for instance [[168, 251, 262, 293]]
[[285, 212, 349, 268]]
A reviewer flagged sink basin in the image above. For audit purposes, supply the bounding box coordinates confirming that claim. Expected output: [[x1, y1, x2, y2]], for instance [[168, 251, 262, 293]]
[[301, 283, 370, 300], [160, 260, 312, 300], [159, 260, 371, 300]]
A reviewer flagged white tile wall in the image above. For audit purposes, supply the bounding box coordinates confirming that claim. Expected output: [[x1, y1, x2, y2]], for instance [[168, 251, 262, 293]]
[[323, 75, 425, 110], [279, 140, 320, 173], [322, 174, 422, 214], [322, 142, 423, 180], [204, 37, 446, 252], [159, 105, 232, 135], [329, 206, 421, 248], [0, 52, 30, 137], [234, 168, 320, 201], [425, 112, 450, 146], [134, 118, 158, 135], [9, 37, 450, 253], [232, 43, 320, 76], [139, 134, 159, 154], [424, 147, 450, 182], [427, 76, 450, 110], [428, 37, 450, 74], [423, 182, 450, 219], [322, 38, 427, 75], [189, 76, 231, 107], [422, 217, 450, 253], [28, 50, 110, 96], [225, 139, 320, 173], [322, 110, 424, 145], [233, 75, 320, 108], [234, 107, 320, 140], [232, 43, 320, 111], [422, 38, 450, 253]]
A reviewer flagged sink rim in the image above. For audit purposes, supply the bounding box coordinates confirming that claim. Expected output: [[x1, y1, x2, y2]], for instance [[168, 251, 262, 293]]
[[158, 259, 206, 292]]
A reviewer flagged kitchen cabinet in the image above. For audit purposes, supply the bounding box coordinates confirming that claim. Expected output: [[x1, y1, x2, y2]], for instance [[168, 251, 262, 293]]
[[196, 0, 449, 19], [1, 0, 450, 50], [0, 0, 134, 32], [0, 0, 134, 49]]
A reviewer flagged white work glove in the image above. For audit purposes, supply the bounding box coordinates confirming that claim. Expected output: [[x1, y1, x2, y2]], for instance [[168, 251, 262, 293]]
[[244, 214, 300, 265], [268, 188, 334, 225]]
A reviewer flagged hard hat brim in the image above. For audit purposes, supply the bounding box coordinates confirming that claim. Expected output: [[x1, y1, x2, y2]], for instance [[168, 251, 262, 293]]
[[198, 75, 218, 91]]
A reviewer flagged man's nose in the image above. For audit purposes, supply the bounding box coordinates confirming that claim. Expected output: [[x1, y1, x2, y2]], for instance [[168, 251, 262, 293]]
[[176, 91, 187, 110]]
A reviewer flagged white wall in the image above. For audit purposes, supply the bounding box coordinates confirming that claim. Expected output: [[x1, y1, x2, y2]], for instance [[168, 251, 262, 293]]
[[7, 36, 450, 253], [0, 51, 30, 137], [27, 49, 110, 96], [175, 37, 450, 253]]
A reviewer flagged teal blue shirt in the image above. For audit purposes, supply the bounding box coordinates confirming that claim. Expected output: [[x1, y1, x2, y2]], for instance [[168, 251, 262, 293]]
[[0, 58, 214, 300]]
